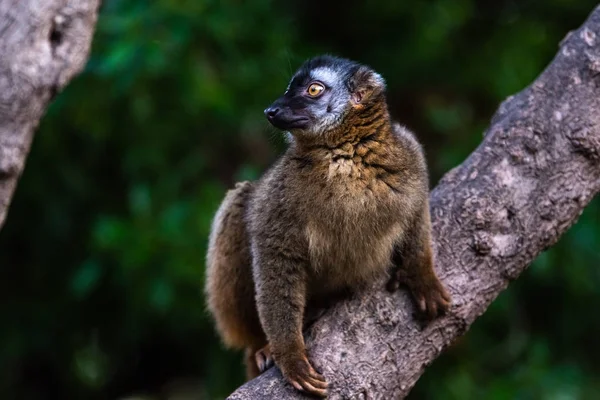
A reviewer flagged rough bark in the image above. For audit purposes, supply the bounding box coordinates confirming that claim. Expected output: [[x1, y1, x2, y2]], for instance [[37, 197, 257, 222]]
[[0, 0, 100, 229], [229, 5, 600, 400]]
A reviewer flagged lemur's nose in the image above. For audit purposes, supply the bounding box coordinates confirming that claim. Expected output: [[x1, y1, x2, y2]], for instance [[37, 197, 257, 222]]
[[264, 107, 280, 119]]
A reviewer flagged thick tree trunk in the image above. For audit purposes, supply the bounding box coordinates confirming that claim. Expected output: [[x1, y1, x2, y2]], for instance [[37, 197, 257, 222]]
[[0, 0, 100, 229], [229, 5, 600, 400]]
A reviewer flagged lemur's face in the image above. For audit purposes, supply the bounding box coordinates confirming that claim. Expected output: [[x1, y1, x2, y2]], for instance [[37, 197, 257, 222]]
[[264, 55, 385, 135]]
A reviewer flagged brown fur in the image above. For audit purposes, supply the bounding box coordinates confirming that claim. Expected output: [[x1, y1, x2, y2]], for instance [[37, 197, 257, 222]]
[[205, 181, 266, 379], [205, 67, 450, 397]]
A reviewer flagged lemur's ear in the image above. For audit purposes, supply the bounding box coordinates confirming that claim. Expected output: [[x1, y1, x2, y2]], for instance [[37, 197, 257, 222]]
[[349, 66, 386, 105]]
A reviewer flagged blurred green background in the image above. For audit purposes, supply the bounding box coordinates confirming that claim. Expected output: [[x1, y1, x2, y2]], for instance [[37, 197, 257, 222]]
[[1, 0, 599, 399]]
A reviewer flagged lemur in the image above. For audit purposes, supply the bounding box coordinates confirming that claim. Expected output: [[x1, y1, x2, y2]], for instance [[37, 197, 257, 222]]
[[205, 55, 451, 398]]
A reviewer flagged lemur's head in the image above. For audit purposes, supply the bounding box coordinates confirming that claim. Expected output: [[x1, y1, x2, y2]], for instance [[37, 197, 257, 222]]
[[264, 55, 386, 135]]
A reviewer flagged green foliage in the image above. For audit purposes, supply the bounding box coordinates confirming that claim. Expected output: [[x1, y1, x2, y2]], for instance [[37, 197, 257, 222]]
[[0, 0, 598, 398]]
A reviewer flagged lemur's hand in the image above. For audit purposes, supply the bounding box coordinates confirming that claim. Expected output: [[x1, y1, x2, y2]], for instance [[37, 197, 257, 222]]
[[275, 348, 328, 398]]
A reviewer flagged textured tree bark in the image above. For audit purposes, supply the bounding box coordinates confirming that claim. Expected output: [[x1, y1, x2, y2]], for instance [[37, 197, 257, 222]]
[[229, 5, 600, 400], [0, 0, 100, 229]]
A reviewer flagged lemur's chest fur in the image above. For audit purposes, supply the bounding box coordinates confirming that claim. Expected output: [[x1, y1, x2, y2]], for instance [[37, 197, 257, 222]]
[[303, 148, 404, 290]]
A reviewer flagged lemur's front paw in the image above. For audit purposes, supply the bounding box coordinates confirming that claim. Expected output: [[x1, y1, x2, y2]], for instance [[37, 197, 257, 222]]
[[276, 351, 328, 398], [410, 275, 451, 320], [387, 271, 451, 320]]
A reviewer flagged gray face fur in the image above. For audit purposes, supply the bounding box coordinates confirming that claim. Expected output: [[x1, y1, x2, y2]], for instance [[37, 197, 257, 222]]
[[303, 66, 353, 134], [264, 55, 386, 136]]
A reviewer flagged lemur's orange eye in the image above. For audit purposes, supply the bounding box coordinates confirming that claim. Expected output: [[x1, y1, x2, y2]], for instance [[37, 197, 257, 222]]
[[307, 83, 325, 97]]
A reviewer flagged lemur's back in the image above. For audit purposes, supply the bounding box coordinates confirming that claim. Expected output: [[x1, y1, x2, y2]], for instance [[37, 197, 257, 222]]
[[204, 181, 266, 377]]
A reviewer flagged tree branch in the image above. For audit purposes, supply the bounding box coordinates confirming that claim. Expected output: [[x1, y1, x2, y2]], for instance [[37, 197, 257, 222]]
[[0, 0, 100, 229], [229, 4, 600, 399]]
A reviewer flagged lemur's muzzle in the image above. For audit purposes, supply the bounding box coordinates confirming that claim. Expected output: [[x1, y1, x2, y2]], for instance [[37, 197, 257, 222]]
[[264, 102, 310, 130]]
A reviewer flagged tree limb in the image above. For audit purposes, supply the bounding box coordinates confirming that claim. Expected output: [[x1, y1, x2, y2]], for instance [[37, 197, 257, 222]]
[[229, 5, 600, 399], [0, 0, 100, 229]]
